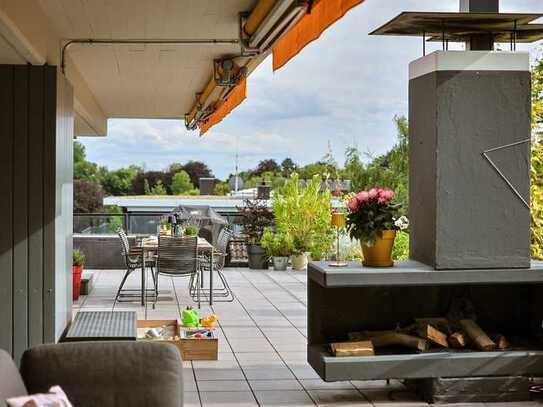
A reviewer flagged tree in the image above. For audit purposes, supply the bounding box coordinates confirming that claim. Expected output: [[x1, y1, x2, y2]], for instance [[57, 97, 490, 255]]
[[73, 140, 104, 183], [74, 179, 104, 213], [253, 159, 280, 176], [342, 115, 409, 211], [182, 161, 213, 187], [133, 171, 172, 195], [144, 179, 167, 195], [280, 158, 298, 177], [214, 182, 231, 196], [171, 171, 194, 195], [531, 55, 543, 259], [101, 166, 140, 196]]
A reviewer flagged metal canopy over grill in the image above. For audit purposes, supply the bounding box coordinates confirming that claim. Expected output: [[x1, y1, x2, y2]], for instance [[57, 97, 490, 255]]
[[370, 11, 543, 46], [370, 12, 543, 42]]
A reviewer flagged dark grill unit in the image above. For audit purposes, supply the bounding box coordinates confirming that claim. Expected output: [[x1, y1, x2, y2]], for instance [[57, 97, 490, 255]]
[[307, 0, 543, 402]]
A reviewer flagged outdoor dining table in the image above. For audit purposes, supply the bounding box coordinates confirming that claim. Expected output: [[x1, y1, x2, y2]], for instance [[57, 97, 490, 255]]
[[140, 235, 216, 305]]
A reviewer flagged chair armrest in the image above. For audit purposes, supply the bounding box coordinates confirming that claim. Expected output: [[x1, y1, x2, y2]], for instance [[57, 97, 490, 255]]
[[20, 341, 183, 407]]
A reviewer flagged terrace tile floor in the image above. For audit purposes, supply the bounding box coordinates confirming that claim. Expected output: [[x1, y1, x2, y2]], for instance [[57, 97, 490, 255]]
[[75, 268, 540, 407]]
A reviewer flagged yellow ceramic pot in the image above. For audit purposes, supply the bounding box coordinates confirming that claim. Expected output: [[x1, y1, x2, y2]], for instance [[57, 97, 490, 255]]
[[361, 230, 396, 267]]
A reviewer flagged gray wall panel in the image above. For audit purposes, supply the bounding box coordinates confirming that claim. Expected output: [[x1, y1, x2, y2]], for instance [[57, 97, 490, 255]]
[[12, 67, 29, 361], [0, 66, 14, 354], [28, 67, 44, 347], [42, 66, 56, 344], [0, 64, 73, 357]]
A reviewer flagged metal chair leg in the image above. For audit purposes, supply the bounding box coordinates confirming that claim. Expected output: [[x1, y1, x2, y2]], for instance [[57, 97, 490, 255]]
[[113, 268, 132, 309]]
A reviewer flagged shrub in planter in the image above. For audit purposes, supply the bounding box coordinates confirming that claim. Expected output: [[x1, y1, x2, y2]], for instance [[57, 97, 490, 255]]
[[261, 228, 294, 271], [272, 174, 333, 270], [72, 249, 86, 301], [238, 199, 274, 269]]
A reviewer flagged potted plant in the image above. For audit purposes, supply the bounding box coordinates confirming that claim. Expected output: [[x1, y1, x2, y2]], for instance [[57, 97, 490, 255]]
[[272, 174, 333, 271], [238, 199, 274, 269], [345, 187, 408, 267], [72, 249, 86, 301], [261, 228, 294, 271], [184, 223, 199, 236]]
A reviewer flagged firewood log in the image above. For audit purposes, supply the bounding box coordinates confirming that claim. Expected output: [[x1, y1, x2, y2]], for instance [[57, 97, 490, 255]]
[[349, 330, 429, 352], [415, 323, 449, 348], [460, 319, 497, 351], [330, 340, 374, 356], [449, 331, 468, 349], [489, 333, 511, 350]]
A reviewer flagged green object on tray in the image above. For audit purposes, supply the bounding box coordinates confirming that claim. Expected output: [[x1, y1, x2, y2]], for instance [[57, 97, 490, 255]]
[[182, 307, 200, 327]]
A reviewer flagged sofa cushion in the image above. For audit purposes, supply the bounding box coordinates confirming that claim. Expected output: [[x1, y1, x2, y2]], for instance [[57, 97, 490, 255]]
[[20, 341, 183, 407], [0, 349, 27, 406]]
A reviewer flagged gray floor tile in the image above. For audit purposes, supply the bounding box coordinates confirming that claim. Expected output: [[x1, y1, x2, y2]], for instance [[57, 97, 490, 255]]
[[300, 379, 355, 390], [199, 391, 258, 406], [249, 379, 303, 391], [196, 380, 251, 392], [183, 392, 202, 407], [307, 389, 371, 406], [254, 390, 315, 406]]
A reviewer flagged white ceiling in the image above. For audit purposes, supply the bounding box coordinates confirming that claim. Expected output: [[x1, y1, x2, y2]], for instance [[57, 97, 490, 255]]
[[0, 34, 25, 64], [37, 0, 258, 119]]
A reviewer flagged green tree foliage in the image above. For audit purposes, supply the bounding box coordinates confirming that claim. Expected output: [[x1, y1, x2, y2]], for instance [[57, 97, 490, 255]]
[[531, 56, 543, 259], [144, 179, 167, 195], [74, 179, 104, 213], [101, 166, 140, 196], [214, 182, 231, 196], [253, 159, 280, 176], [280, 158, 298, 177], [171, 171, 194, 195], [73, 141, 104, 183], [343, 115, 409, 212], [182, 160, 213, 187]]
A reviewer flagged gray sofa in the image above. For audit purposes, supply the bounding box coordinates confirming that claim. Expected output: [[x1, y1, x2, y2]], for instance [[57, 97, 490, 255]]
[[0, 341, 183, 407]]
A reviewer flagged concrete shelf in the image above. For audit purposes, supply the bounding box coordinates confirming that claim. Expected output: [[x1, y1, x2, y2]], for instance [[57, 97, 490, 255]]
[[308, 260, 543, 288], [308, 344, 543, 381]]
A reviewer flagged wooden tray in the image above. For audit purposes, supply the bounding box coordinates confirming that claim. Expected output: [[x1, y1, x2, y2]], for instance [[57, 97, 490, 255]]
[[137, 320, 218, 361]]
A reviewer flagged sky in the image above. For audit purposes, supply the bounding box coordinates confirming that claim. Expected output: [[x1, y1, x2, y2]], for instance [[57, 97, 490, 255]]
[[80, 0, 543, 180]]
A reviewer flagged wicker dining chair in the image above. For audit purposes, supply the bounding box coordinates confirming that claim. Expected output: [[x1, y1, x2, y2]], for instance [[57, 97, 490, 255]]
[[156, 235, 202, 308], [113, 228, 157, 307], [195, 228, 234, 302]]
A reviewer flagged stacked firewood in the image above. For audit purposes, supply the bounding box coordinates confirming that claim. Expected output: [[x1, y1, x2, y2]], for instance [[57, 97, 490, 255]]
[[330, 298, 510, 357]]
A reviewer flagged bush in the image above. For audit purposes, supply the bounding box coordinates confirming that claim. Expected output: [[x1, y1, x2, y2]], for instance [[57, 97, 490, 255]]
[[272, 174, 333, 256]]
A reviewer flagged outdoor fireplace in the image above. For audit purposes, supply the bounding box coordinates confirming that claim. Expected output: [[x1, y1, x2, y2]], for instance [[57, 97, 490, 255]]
[[307, 0, 543, 402]]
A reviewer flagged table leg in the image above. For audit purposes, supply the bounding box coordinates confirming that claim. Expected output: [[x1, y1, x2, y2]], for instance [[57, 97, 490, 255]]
[[141, 262, 146, 307], [210, 250, 214, 305]]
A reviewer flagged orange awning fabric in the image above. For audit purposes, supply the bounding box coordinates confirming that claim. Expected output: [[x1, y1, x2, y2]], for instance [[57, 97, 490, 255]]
[[199, 78, 247, 136], [272, 0, 364, 71]]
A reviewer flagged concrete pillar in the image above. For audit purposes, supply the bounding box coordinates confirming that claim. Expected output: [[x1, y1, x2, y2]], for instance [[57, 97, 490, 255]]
[[0, 65, 73, 360], [408, 51, 531, 270]]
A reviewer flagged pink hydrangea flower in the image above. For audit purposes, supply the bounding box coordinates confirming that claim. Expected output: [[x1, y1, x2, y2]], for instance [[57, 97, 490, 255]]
[[356, 191, 370, 202], [381, 189, 395, 202], [348, 196, 360, 212], [368, 188, 379, 199]]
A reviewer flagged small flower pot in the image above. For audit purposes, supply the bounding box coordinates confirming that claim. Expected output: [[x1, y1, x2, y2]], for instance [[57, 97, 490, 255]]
[[247, 244, 269, 269], [361, 230, 396, 267], [72, 265, 83, 301], [272, 256, 289, 271], [291, 253, 308, 271]]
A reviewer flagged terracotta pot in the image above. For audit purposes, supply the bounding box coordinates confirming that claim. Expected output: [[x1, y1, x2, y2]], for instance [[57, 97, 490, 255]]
[[361, 230, 396, 267], [291, 253, 308, 271], [72, 265, 83, 301]]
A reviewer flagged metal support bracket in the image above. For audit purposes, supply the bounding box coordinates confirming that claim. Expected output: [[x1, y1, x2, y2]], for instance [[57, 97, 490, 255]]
[[481, 138, 531, 209]]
